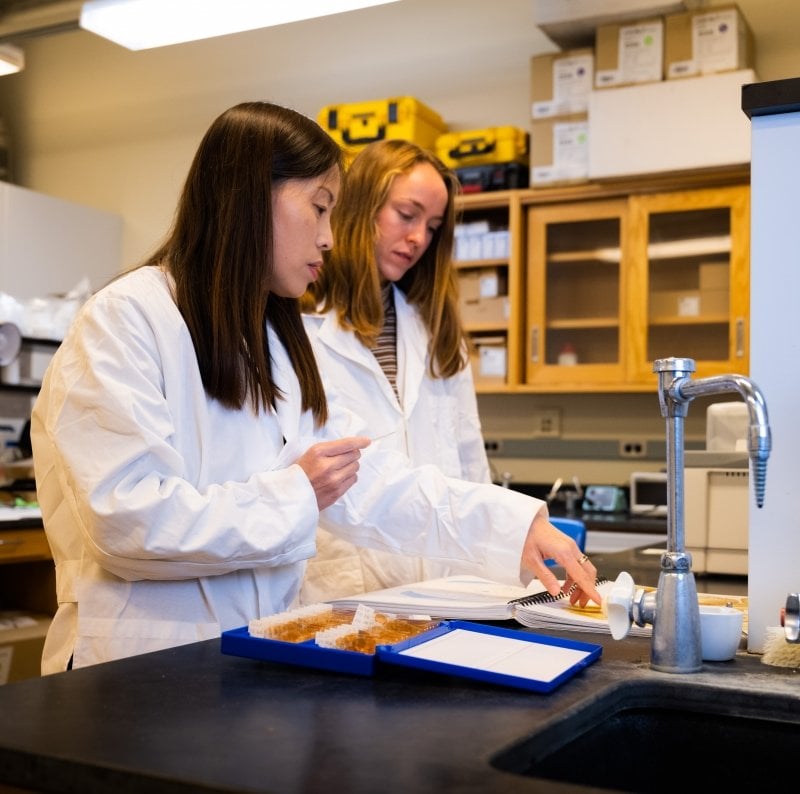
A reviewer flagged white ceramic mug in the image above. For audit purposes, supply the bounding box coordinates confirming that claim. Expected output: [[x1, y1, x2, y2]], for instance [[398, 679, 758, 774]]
[[700, 605, 744, 661]]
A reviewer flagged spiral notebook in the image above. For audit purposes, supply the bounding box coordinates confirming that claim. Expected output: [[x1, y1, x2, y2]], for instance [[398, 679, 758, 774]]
[[329, 575, 653, 638]]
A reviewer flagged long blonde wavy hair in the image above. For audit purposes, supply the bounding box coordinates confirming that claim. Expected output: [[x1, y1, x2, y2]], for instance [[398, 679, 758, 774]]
[[302, 139, 469, 379]]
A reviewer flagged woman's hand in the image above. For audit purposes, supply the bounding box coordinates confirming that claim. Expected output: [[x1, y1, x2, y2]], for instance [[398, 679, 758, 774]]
[[295, 436, 371, 510], [521, 512, 602, 607]]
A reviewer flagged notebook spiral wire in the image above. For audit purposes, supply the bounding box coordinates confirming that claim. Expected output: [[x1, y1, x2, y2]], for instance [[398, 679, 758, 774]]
[[508, 577, 609, 606]]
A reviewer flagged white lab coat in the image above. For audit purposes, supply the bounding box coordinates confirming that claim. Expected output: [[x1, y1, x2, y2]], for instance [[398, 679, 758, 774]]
[[300, 285, 498, 603], [32, 267, 542, 673]]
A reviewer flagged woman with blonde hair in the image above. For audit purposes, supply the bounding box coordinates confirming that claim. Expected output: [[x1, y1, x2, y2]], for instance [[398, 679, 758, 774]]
[[301, 140, 560, 602]]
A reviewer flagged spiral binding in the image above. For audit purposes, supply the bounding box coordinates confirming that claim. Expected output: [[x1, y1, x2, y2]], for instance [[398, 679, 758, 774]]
[[508, 576, 609, 606]]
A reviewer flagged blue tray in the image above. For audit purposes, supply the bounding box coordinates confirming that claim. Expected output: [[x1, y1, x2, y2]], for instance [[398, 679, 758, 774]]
[[221, 620, 602, 693]]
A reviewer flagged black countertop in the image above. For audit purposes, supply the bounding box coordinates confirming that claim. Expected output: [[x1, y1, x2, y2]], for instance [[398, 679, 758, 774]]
[[0, 550, 777, 794]]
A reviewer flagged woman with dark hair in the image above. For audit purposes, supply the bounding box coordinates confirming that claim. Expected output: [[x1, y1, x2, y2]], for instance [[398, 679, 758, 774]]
[[32, 105, 598, 674]]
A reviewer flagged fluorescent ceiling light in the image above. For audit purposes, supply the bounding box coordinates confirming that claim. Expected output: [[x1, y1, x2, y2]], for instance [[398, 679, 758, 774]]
[[0, 44, 24, 76], [80, 0, 401, 51]]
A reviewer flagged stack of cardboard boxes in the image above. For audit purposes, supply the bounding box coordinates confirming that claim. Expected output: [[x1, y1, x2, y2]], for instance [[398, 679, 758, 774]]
[[454, 221, 511, 386], [530, 3, 756, 186], [529, 48, 593, 187]]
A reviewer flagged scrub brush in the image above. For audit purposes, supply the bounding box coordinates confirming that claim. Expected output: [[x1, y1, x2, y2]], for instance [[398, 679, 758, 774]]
[[761, 594, 800, 668], [760, 627, 800, 668]]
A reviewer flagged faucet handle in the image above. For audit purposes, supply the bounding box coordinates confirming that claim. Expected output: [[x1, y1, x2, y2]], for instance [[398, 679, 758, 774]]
[[604, 571, 636, 640]]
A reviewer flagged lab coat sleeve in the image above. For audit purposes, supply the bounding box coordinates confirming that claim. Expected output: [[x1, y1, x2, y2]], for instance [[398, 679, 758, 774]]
[[319, 445, 545, 587], [32, 287, 320, 582], [451, 358, 492, 484]]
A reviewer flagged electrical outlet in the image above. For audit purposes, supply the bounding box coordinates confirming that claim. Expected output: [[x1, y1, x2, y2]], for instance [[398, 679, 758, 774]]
[[619, 440, 647, 458], [484, 439, 503, 454], [532, 409, 561, 437]]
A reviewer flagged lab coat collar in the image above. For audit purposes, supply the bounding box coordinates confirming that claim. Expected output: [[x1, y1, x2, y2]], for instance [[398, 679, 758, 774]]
[[392, 286, 427, 416], [310, 285, 430, 414]]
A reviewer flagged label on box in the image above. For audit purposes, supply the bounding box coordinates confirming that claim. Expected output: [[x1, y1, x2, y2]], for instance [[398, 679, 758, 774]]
[[533, 54, 593, 118], [693, 8, 739, 74], [668, 59, 698, 79], [479, 345, 506, 378], [531, 121, 589, 184], [479, 271, 499, 298], [678, 294, 701, 316], [619, 22, 663, 84]]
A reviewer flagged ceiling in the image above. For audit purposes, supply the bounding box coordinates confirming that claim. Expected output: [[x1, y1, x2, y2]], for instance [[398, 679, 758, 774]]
[[0, 0, 798, 53]]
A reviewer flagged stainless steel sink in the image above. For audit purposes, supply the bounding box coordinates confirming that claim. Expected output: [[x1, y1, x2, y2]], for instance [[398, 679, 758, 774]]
[[491, 678, 800, 792]]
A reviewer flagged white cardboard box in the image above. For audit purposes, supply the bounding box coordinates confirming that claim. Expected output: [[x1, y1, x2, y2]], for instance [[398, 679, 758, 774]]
[[533, 0, 692, 49], [588, 69, 755, 179]]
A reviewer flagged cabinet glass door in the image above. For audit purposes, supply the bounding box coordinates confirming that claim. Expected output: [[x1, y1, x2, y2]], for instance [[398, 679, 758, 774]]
[[526, 199, 628, 387], [629, 186, 749, 382]]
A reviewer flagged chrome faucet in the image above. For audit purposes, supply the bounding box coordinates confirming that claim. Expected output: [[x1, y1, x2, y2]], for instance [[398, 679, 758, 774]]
[[546, 475, 583, 516], [607, 357, 771, 673]]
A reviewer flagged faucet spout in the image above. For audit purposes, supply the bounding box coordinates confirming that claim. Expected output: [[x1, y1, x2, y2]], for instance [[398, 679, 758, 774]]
[[645, 357, 772, 673], [673, 371, 771, 507]]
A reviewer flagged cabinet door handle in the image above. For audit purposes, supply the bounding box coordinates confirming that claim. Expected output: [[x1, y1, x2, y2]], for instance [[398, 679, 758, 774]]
[[0, 538, 23, 548], [735, 318, 745, 358], [531, 327, 539, 363]]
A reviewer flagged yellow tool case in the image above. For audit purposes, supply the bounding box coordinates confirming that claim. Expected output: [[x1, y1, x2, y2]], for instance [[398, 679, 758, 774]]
[[318, 97, 447, 159], [435, 126, 529, 170]]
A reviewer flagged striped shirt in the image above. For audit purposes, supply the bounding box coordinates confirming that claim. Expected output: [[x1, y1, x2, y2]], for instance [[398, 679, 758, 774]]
[[372, 283, 399, 400]]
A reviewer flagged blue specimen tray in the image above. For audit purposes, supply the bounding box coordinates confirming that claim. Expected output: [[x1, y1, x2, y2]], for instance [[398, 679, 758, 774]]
[[221, 620, 602, 693]]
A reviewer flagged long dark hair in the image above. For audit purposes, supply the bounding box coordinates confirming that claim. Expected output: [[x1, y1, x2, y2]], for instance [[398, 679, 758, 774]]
[[144, 102, 343, 424]]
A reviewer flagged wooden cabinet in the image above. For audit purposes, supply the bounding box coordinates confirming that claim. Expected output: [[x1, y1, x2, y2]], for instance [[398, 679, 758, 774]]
[[454, 190, 525, 392], [454, 171, 750, 393], [525, 198, 630, 388], [626, 184, 750, 383]]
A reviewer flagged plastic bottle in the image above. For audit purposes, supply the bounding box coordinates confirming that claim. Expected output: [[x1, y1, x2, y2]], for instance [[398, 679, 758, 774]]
[[558, 343, 578, 366]]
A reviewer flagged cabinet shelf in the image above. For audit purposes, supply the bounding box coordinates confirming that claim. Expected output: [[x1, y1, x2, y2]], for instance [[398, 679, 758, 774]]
[[464, 321, 508, 333], [547, 249, 621, 264], [547, 317, 620, 330], [647, 235, 731, 259], [454, 258, 508, 269], [649, 315, 729, 326], [20, 337, 60, 348]]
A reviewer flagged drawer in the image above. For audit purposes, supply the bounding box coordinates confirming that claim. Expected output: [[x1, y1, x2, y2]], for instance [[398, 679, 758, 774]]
[[0, 529, 50, 564]]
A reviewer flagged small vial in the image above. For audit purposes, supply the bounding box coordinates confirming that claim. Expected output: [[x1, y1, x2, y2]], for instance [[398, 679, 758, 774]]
[[558, 343, 578, 366]]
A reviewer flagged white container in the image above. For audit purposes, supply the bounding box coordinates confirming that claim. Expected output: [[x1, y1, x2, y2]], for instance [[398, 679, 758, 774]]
[[699, 604, 743, 661], [588, 69, 756, 179]]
